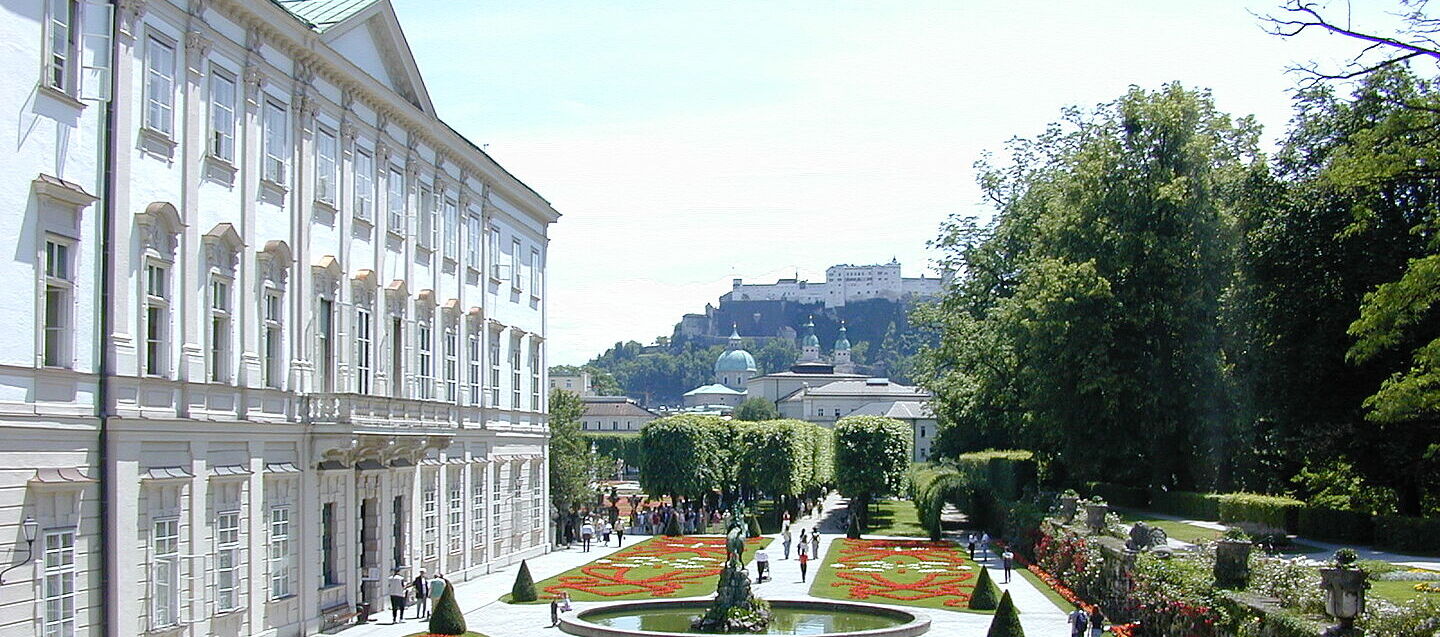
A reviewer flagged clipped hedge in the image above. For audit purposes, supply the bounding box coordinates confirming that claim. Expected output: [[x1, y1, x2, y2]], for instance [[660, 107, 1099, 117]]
[[956, 450, 1036, 502], [1296, 505, 1374, 545], [1150, 490, 1221, 520], [1083, 482, 1149, 509], [1217, 493, 1303, 536], [910, 464, 973, 540], [587, 433, 644, 469], [1373, 515, 1440, 554]]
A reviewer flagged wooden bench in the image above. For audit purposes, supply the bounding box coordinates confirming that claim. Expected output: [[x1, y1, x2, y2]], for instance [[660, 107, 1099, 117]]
[[319, 602, 361, 633]]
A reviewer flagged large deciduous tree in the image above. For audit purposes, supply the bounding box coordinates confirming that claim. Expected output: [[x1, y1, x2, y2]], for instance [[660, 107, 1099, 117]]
[[834, 415, 911, 526], [549, 389, 596, 516], [639, 414, 729, 503], [734, 397, 781, 422]]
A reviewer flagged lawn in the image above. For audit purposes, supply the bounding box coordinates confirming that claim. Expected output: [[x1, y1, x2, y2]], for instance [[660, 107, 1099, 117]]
[[1113, 509, 1221, 544], [810, 537, 990, 613], [506, 535, 772, 603], [862, 499, 928, 538], [1016, 565, 1078, 612]]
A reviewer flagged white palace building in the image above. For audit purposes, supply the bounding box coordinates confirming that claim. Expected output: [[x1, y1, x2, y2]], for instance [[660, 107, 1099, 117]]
[[0, 0, 559, 635]]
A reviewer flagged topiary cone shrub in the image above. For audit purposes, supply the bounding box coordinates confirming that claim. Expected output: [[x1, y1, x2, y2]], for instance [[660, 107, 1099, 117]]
[[985, 590, 1024, 637], [969, 566, 1000, 610], [428, 579, 467, 635], [664, 514, 683, 537], [746, 515, 762, 539], [846, 513, 861, 539], [511, 560, 537, 602]]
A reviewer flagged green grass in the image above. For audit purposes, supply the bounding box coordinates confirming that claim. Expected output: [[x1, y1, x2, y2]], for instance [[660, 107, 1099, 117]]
[[862, 499, 927, 538], [1113, 509, 1221, 544], [1015, 565, 1078, 612], [809, 537, 991, 614], [504, 535, 771, 603], [1369, 578, 1434, 605]]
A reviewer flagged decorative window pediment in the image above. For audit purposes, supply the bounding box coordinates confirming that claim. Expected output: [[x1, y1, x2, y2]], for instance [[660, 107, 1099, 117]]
[[312, 254, 341, 296], [136, 202, 183, 260], [202, 223, 242, 278], [258, 239, 292, 288]]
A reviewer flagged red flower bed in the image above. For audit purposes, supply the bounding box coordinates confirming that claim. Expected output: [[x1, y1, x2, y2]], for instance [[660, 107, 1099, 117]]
[[823, 538, 978, 608], [542, 536, 763, 599]]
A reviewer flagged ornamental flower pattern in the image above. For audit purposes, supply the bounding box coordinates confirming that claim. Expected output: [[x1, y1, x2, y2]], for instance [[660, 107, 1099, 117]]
[[826, 538, 978, 607], [541, 537, 764, 600]]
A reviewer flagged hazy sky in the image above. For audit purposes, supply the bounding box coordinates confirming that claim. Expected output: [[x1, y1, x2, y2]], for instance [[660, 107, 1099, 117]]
[[391, 0, 1381, 365]]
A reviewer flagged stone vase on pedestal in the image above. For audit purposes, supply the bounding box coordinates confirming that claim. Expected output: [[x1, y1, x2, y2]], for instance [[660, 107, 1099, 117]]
[[1213, 539, 1252, 589], [1320, 568, 1367, 633], [1058, 496, 1079, 522], [1084, 503, 1108, 532]]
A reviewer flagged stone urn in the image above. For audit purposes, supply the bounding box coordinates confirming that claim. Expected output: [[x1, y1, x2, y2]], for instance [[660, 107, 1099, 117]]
[[1058, 495, 1079, 522], [1213, 539, 1252, 589], [1320, 567, 1367, 632], [1084, 502, 1108, 532]]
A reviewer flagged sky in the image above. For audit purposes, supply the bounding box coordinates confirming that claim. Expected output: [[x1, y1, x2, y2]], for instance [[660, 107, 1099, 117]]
[[390, 0, 1390, 365]]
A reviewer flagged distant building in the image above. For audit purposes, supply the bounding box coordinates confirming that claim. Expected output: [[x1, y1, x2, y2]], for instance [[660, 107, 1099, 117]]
[[777, 378, 932, 426], [683, 327, 755, 408], [848, 401, 938, 462], [580, 396, 658, 433], [552, 370, 594, 396], [723, 259, 943, 308]]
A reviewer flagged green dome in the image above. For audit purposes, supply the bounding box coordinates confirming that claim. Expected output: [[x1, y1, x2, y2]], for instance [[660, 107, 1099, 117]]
[[715, 349, 756, 374], [802, 316, 820, 348], [803, 333, 820, 348], [834, 324, 851, 351]]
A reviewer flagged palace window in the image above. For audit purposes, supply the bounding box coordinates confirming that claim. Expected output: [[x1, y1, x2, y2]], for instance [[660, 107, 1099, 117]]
[[209, 278, 230, 382], [354, 149, 374, 221], [471, 467, 486, 550], [262, 99, 287, 186], [531, 462, 543, 531], [443, 198, 458, 260], [466, 213, 480, 268], [316, 298, 334, 392], [315, 128, 337, 205], [321, 503, 338, 587], [488, 331, 501, 407], [215, 511, 241, 613], [268, 506, 292, 599], [444, 327, 458, 403], [490, 463, 502, 545], [448, 480, 463, 554], [530, 248, 542, 298], [43, 0, 75, 93], [488, 226, 501, 280], [422, 484, 438, 561], [355, 307, 372, 394], [467, 332, 481, 406], [151, 518, 179, 628], [387, 168, 405, 233], [417, 186, 433, 249], [510, 334, 522, 409], [43, 238, 73, 368], [390, 317, 404, 398], [144, 36, 175, 136], [262, 291, 282, 388], [530, 341, 541, 411], [144, 263, 169, 376], [416, 322, 433, 400], [42, 528, 76, 637], [510, 239, 522, 292], [208, 69, 236, 161]]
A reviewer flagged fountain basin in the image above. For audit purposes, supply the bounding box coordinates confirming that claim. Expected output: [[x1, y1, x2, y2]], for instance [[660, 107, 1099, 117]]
[[560, 599, 930, 637]]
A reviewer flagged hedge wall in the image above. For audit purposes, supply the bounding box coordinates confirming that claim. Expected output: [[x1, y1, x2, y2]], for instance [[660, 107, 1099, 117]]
[[1373, 515, 1440, 554], [1216, 493, 1303, 535], [1150, 490, 1221, 520], [956, 450, 1035, 502], [1295, 505, 1374, 545], [1083, 482, 1149, 509]]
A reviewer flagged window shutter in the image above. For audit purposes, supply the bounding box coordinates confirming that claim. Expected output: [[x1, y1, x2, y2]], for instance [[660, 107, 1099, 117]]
[[79, 0, 112, 101]]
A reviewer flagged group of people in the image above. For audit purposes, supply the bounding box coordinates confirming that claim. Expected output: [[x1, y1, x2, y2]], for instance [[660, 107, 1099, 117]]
[[384, 568, 450, 624], [576, 516, 626, 551], [1068, 607, 1106, 637], [631, 503, 718, 535], [752, 515, 824, 583]]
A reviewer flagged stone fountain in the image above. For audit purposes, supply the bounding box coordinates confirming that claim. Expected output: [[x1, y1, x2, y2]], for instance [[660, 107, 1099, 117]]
[[692, 504, 773, 633]]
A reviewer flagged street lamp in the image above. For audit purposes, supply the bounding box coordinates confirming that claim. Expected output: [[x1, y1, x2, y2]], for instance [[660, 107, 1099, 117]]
[[0, 516, 41, 584]]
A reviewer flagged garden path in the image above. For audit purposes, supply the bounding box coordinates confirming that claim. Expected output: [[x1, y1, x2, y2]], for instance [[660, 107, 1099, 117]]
[[1127, 509, 1440, 570]]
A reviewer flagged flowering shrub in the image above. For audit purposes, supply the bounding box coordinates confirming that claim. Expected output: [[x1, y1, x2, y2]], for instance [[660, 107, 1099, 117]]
[[1359, 595, 1440, 637]]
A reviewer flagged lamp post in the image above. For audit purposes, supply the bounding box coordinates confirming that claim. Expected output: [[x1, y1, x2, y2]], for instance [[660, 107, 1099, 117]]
[[0, 516, 41, 584]]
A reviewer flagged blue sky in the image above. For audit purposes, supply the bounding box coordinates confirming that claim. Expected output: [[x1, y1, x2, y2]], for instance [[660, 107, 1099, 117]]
[[391, 0, 1385, 365]]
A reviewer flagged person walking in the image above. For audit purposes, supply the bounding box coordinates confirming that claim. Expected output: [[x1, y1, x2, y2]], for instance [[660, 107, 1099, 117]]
[[810, 528, 819, 559], [980, 532, 991, 559], [799, 549, 810, 582], [1067, 607, 1089, 637], [1002, 550, 1014, 583], [755, 547, 771, 582], [967, 535, 976, 560], [411, 569, 430, 619], [781, 524, 793, 560], [581, 519, 595, 552], [550, 598, 561, 627], [387, 569, 407, 624], [602, 520, 612, 546], [1088, 608, 1104, 637], [615, 521, 626, 546]]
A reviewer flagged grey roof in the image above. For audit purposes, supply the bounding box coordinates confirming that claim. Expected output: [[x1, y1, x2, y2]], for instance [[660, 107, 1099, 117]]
[[847, 401, 934, 420], [751, 371, 868, 380], [272, 0, 379, 31], [30, 467, 95, 484], [208, 464, 253, 477], [780, 379, 931, 402], [143, 466, 195, 481], [583, 400, 659, 418], [684, 383, 746, 397], [264, 462, 302, 474]]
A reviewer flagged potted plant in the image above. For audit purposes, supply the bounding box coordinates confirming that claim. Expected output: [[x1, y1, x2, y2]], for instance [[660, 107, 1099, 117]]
[[1058, 489, 1080, 521], [1084, 497, 1108, 532], [1320, 548, 1367, 634], [1214, 526, 1252, 589]]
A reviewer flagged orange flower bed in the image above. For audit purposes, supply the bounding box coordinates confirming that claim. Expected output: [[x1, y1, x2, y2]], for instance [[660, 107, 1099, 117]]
[[536, 536, 767, 601], [814, 538, 979, 610]]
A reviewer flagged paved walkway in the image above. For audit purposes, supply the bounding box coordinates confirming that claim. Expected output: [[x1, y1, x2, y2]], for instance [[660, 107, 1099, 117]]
[[341, 493, 1069, 636]]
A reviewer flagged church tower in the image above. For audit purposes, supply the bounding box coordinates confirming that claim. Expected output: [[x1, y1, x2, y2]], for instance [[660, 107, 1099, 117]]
[[833, 322, 855, 373], [799, 316, 821, 363]]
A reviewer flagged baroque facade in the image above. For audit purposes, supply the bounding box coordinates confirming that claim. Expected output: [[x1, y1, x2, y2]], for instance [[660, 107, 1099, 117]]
[[0, 0, 558, 635]]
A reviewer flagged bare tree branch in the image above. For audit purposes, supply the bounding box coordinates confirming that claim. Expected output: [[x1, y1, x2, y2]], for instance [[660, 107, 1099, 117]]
[[1259, 1, 1440, 83]]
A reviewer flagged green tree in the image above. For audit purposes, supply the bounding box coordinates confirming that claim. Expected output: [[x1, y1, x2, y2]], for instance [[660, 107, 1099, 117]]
[[969, 566, 1000, 610], [428, 579, 467, 634], [754, 338, 799, 376], [549, 389, 596, 516], [511, 560, 537, 602], [737, 420, 816, 519], [639, 414, 728, 502], [986, 590, 1024, 637], [834, 416, 911, 527], [734, 397, 781, 422]]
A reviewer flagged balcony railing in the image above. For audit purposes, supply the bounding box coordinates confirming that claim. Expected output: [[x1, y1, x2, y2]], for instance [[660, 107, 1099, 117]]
[[303, 393, 461, 431]]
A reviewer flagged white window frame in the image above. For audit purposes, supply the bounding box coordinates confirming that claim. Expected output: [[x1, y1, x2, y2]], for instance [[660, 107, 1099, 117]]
[[150, 517, 180, 629], [416, 321, 433, 400], [262, 98, 288, 186], [315, 127, 337, 205], [510, 239, 523, 292], [43, 0, 76, 94], [488, 331, 501, 407], [355, 307, 372, 394], [208, 68, 236, 161], [443, 198, 458, 261], [143, 262, 169, 377], [467, 332, 481, 407], [530, 341, 542, 411], [214, 510, 241, 614], [42, 237, 74, 369], [144, 34, 176, 136], [208, 276, 231, 383], [465, 213, 481, 269], [42, 528, 76, 637], [530, 248, 542, 299], [267, 506, 293, 600], [510, 335, 522, 409], [530, 462, 543, 531], [417, 186, 434, 250], [354, 148, 374, 221], [422, 484, 438, 561], [444, 327, 458, 403], [488, 226, 502, 281], [387, 167, 405, 234], [316, 297, 334, 392], [262, 289, 282, 389], [448, 482, 463, 555]]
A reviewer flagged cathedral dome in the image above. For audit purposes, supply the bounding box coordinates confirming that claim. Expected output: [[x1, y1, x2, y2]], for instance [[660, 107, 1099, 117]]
[[715, 348, 757, 374]]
